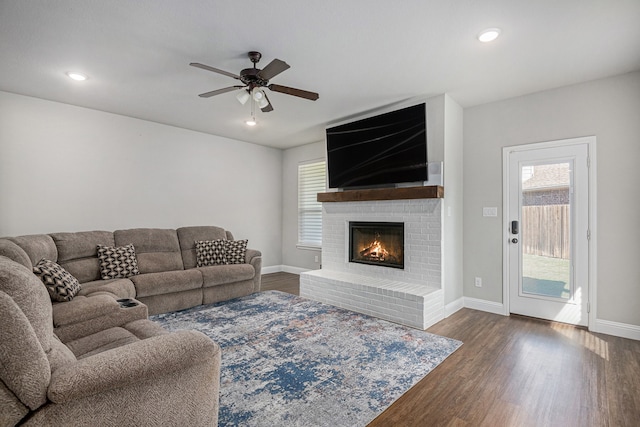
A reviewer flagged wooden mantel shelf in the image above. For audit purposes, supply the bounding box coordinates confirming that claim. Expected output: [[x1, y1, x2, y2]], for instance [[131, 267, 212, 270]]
[[317, 185, 444, 202]]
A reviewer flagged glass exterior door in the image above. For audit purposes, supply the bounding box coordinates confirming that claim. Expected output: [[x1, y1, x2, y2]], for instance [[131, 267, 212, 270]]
[[507, 144, 589, 326]]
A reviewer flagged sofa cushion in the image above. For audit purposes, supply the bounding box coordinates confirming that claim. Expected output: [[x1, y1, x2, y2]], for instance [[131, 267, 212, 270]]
[[50, 231, 115, 283], [0, 382, 29, 427], [51, 294, 121, 327], [203, 280, 254, 305], [123, 318, 170, 339], [0, 239, 32, 269], [0, 291, 50, 410], [195, 239, 227, 267], [64, 319, 171, 360], [97, 244, 140, 279], [0, 257, 53, 352], [130, 269, 203, 298], [78, 278, 136, 299], [65, 326, 140, 359], [137, 289, 203, 316], [199, 264, 255, 288], [8, 234, 57, 267], [115, 228, 184, 274], [177, 226, 228, 269], [33, 259, 81, 302], [225, 239, 248, 264]]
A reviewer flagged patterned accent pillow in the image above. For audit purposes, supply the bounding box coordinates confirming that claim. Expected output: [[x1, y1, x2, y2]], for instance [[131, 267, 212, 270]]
[[195, 239, 227, 267], [33, 259, 81, 302], [225, 239, 248, 264], [97, 244, 140, 279]]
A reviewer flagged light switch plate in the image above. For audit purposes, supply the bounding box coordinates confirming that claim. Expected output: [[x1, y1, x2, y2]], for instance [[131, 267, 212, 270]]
[[483, 207, 498, 217]]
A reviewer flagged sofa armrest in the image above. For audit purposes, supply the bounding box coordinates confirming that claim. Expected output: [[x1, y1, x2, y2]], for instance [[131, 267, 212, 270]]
[[246, 248, 262, 292], [52, 292, 150, 343], [245, 248, 261, 264], [48, 330, 220, 403]]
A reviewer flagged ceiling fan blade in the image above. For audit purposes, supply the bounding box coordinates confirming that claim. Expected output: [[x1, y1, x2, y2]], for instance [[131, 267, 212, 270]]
[[257, 59, 290, 81], [260, 92, 274, 112], [198, 86, 244, 98], [268, 84, 319, 101], [190, 62, 240, 79]]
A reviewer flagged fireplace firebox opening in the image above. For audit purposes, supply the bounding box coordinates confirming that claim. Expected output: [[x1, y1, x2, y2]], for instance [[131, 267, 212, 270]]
[[349, 221, 404, 269]]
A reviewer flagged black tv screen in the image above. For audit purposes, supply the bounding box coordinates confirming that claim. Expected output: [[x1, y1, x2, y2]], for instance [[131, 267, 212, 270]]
[[326, 103, 427, 189]]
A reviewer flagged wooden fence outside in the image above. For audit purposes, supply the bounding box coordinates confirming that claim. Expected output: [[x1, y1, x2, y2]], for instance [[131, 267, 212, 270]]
[[522, 205, 570, 259]]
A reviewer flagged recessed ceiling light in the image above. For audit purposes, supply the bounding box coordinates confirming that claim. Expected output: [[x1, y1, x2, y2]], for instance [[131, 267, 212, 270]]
[[66, 71, 87, 81], [478, 28, 501, 43]]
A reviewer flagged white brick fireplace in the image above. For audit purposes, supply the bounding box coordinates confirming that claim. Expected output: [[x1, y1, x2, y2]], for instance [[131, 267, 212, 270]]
[[300, 195, 444, 329]]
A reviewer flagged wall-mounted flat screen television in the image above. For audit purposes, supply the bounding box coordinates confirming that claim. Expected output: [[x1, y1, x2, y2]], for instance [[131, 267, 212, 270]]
[[326, 103, 427, 189]]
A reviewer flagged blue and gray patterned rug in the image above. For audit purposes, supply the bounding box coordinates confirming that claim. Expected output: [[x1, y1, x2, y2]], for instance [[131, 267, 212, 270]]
[[151, 290, 462, 427]]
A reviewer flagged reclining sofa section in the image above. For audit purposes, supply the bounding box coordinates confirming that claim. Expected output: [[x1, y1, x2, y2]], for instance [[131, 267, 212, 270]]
[[0, 252, 221, 427], [0, 225, 262, 316]]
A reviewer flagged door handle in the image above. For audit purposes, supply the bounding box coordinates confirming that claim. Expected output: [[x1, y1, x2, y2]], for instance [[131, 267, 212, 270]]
[[511, 238, 518, 244], [511, 220, 519, 235]]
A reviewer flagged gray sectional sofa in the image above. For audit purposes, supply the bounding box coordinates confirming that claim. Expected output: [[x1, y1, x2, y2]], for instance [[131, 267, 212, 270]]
[[0, 225, 262, 318], [0, 255, 221, 427], [0, 225, 261, 426]]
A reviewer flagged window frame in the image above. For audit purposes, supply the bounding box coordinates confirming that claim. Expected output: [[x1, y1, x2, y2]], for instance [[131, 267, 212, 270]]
[[296, 159, 326, 250]]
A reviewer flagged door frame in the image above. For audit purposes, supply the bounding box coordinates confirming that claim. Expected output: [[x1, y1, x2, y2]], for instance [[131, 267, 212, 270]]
[[502, 136, 597, 329]]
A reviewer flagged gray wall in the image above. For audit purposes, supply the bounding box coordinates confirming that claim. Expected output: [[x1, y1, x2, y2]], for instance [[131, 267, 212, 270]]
[[281, 141, 325, 271], [0, 91, 283, 268], [463, 71, 640, 326]]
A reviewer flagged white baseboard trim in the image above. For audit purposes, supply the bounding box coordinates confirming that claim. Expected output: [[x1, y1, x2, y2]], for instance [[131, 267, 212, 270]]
[[444, 297, 464, 317], [282, 265, 311, 275], [459, 299, 640, 340], [261, 265, 313, 275], [261, 265, 283, 274], [464, 297, 507, 316], [592, 319, 640, 341]]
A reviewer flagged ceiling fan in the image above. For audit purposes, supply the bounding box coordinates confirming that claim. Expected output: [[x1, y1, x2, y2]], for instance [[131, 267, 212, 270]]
[[190, 51, 319, 113]]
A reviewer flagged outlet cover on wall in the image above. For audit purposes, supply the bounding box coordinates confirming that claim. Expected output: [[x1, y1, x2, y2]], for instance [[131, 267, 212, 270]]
[[474, 277, 482, 287]]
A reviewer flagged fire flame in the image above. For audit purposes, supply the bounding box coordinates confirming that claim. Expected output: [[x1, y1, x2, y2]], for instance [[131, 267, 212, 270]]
[[361, 239, 389, 261]]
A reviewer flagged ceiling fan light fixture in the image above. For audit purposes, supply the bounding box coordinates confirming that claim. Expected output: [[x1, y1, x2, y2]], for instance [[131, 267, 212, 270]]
[[66, 71, 87, 81], [252, 88, 264, 101], [236, 89, 250, 105], [245, 118, 257, 126], [257, 97, 269, 109], [252, 88, 270, 109], [478, 28, 501, 42]]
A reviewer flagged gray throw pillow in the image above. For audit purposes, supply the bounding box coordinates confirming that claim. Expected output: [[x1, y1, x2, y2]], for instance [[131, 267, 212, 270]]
[[33, 259, 81, 302], [225, 239, 248, 264], [195, 239, 227, 267], [97, 243, 140, 279]]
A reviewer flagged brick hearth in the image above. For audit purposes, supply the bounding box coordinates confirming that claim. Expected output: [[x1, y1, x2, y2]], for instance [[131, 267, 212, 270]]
[[300, 197, 444, 329]]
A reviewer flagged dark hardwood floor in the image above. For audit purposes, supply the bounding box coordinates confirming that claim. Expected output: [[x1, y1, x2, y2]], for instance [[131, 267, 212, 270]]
[[261, 272, 640, 427], [261, 271, 300, 295]]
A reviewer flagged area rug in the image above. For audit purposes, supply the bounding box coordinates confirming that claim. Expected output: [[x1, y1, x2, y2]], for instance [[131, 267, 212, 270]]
[[151, 291, 462, 427]]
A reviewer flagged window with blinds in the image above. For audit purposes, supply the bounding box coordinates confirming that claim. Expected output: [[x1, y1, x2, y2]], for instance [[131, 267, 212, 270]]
[[298, 160, 326, 248]]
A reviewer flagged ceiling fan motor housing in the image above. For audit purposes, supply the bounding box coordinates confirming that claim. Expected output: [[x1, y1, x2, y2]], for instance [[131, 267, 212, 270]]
[[240, 68, 269, 87]]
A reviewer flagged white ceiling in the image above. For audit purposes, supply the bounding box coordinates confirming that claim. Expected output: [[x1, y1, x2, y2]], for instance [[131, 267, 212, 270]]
[[1, 0, 639, 149]]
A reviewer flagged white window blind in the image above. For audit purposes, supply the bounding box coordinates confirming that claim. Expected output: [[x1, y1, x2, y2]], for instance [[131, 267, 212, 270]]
[[298, 160, 326, 248]]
